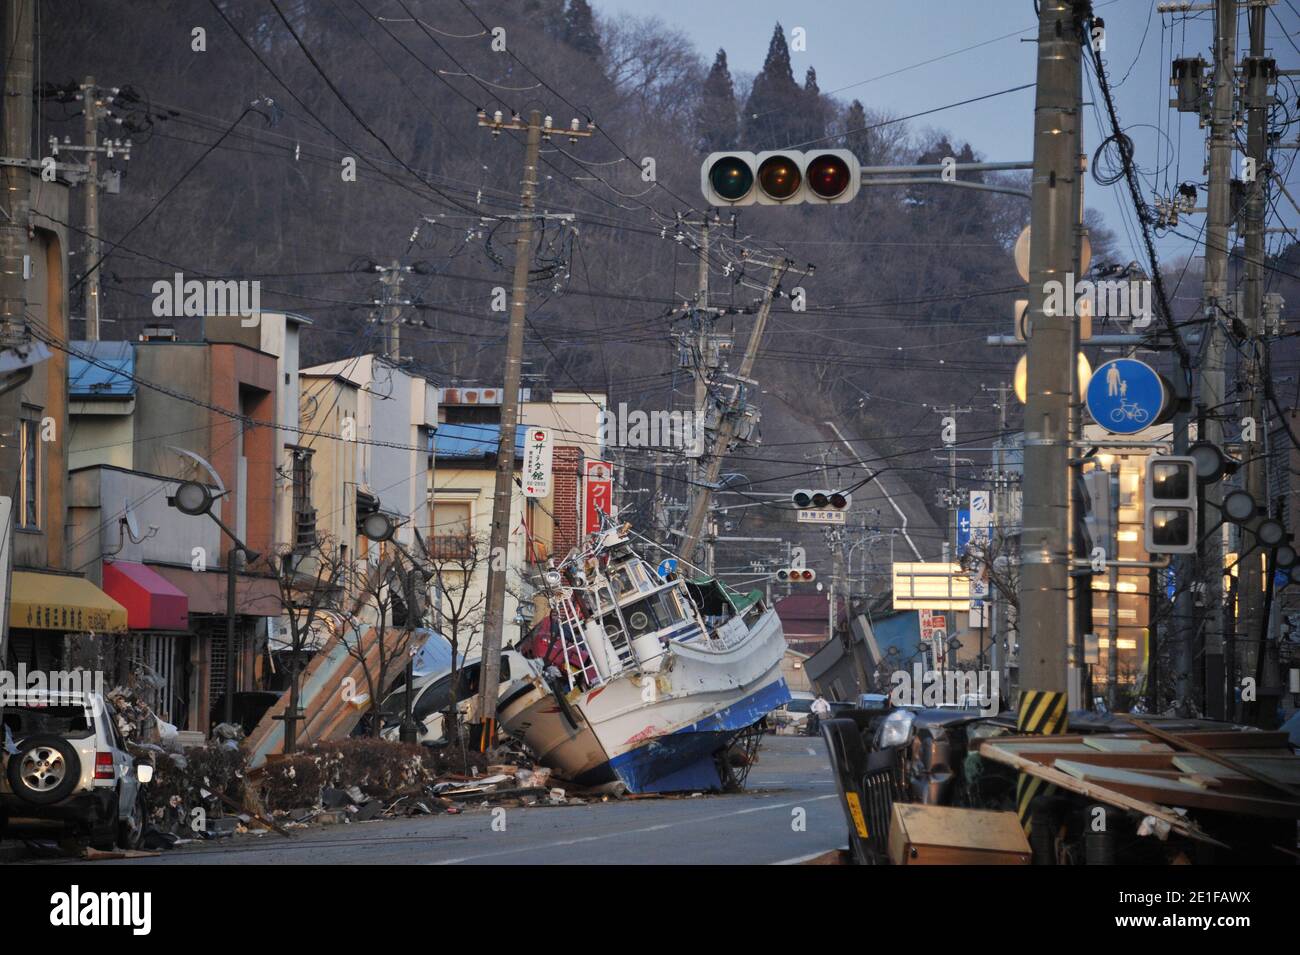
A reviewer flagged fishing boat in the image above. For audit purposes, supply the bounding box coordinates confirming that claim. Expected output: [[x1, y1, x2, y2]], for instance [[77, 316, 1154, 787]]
[[500, 521, 791, 793]]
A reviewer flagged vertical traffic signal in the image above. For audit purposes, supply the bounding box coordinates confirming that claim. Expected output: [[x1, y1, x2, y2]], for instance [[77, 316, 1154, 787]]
[[1143, 456, 1197, 554]]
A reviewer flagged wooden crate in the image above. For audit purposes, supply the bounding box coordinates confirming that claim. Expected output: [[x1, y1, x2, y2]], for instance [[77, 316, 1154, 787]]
[[887, 803, 1032, 865]]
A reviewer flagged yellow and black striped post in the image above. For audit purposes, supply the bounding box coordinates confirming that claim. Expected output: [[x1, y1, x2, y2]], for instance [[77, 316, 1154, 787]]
[[1015, 689, 1068, 835]]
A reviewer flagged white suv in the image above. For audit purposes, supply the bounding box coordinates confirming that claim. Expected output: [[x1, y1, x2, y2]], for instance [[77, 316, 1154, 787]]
[[1, 690, 152, 850]]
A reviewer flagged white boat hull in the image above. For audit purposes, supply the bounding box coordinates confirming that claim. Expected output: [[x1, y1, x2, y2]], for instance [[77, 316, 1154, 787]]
[[502, 606, 791, 792]]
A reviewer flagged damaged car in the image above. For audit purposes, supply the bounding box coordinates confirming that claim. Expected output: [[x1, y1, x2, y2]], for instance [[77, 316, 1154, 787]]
[[1, 690, 153, 851]]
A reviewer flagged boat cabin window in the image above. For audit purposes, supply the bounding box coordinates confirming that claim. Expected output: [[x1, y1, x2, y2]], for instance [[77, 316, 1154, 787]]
[[615, 586, 692, 639], [609, 560, 656, 600]]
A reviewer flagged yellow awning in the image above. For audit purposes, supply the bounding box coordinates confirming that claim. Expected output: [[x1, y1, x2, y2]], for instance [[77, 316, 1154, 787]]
[[9, 571, 128, 634]]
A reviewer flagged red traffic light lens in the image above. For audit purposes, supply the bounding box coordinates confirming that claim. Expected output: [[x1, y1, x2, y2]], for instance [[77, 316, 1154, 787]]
[[800, 570, 814, 581], [709, 156, 754, 202], [806, 153, 851, 199], [757, 155, 801, 200], [829, 492, 848, 509]]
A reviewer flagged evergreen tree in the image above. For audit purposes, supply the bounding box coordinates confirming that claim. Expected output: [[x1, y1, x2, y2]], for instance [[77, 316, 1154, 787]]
[[844, 99, 870, 164], [562, 0, 602, 58], [519, 0, 566, 38], [742, 24, 804, 149], [695, 49, 738, 152]]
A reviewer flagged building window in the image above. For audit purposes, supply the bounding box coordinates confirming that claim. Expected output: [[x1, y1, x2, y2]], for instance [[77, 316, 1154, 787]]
[[430, 501, 472, 558], [18, 408, 40, 530], [290, 446, 316, 552]]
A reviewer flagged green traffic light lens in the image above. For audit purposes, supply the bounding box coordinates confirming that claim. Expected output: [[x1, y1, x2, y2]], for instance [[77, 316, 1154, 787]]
[[793, 492, 812, 507], [806, 154, 851, 199], [709, 157, 754, 202], [757, 155, 801, 200]]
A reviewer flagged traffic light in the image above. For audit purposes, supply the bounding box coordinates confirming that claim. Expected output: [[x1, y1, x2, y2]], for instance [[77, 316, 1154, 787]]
[[792, 488, 853, 510], [1143, 456, 1197, 554], [701, 150, 859, 206], [776, 568, 817, 583]]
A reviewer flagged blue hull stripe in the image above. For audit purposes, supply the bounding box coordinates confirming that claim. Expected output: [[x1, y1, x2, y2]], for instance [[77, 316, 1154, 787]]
[[606, 678, 792, 793]]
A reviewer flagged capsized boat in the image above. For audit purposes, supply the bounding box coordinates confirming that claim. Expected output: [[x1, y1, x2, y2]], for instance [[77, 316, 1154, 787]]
[[501, 522, 790, 793]]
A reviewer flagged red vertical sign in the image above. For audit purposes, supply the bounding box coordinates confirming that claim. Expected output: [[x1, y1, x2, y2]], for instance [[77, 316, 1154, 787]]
[[583, 459, 614, 534]]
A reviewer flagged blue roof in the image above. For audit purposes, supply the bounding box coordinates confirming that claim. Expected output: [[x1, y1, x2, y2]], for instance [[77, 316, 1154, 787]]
[[433, 422, 526, 460], [69, 340, 134, 398], [869, 611, 924, 663]]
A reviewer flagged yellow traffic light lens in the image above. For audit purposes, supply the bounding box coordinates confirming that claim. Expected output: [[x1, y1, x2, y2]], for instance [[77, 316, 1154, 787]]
[[806, 153, 850, 199], [709, 157, 754, 201], [757, 155, 801, 200]]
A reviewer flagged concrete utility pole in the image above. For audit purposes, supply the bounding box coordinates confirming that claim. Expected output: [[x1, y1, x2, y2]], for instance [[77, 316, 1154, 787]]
[[475, 109, 590, 748], [1237, 0, 1270, 701], [1016, 0, 1084, 768], [0, 0, 34, 666], [1199, 0, 1238, 718], [380, 260, 404, 360], [679, 260, 787, 564], [82, 77, 102, 340], [688, 218, 711, 568]]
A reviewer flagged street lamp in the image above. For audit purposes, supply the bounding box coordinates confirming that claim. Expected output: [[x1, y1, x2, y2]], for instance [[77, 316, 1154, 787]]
[[167, 479, 259, 728], [358, 509, 428, 743]]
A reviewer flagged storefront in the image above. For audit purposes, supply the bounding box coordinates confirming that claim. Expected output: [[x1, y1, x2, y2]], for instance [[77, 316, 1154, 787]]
[[5, 570, 128, 672], [100, 560, 191, 724]]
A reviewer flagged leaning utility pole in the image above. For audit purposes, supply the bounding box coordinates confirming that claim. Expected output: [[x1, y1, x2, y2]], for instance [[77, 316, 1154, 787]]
[[0, 0, 34, 667], [1199, 0, 1238, 718], [1016, 0, 1084, 800], [1237, 0, 1271, 703], [475, 110, 590, 748], [679, 260, 788, 564]]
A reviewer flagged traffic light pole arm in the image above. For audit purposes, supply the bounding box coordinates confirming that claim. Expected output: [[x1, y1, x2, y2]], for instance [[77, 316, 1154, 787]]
[[858, 178, 1030, 200]]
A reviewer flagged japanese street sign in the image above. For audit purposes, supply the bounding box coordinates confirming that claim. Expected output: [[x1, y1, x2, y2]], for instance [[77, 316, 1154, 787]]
[[1086, 358, 1166, 435], [523, 428, 552, 498], [583, 459, 614, 534], [797, 508, 846, 525]]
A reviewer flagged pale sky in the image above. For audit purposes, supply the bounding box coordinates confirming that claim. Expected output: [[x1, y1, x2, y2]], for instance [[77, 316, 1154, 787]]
[[593, 0, 1300, 267]]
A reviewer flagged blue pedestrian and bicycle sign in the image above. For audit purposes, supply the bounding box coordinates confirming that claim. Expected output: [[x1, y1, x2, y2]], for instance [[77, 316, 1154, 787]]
[[1086, 358, 1167, 435], [656, 558, 679, 578]]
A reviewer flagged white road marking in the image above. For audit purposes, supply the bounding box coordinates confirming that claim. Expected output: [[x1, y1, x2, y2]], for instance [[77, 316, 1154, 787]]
[[428, 794, 837, 865]]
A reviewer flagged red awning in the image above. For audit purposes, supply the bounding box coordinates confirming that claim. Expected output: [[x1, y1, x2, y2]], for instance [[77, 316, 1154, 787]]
[[102, 561, 189, 631]]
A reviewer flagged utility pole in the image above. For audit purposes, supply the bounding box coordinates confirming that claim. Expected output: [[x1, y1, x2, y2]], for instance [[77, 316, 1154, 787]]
[[1199, 0, 1237, 719], [679, 259, 788, 564], [82, 77, 101, 340], [688, 217, 712, 570], [1016, 0, 1084, 803], [475, 109, 590, 749], [379, 260, 405, 360], [0, 0, 34, 668], [1237, 0, 1271, 706]]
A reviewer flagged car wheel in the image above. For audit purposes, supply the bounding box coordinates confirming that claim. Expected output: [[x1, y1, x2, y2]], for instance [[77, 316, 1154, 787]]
[[5, 734, 82, 806], [118, 792, 143, 850]]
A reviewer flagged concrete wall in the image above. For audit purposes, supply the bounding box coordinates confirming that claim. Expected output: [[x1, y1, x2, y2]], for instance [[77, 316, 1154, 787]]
[[67, 466, 222, 587], [15, 184, 71, 572], [68, 399, 134, 472]]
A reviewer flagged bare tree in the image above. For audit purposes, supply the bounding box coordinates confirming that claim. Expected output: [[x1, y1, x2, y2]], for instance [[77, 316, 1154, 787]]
[[341, 549, 416, 739], [262, 534, 349, 752], [418, 530, 491, 747]]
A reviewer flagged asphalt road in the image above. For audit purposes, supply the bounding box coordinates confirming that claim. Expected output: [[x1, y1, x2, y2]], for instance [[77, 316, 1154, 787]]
[[49, 735, 844, 866]]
